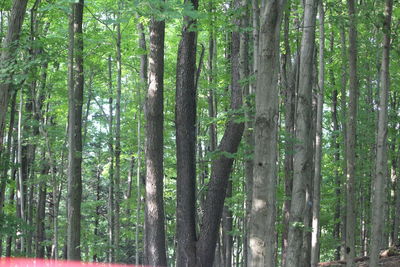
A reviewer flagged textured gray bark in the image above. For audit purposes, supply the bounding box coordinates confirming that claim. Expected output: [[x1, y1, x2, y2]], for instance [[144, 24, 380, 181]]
[[345, 0, 358, 266], [311, 3, 324, 266], [248, 0, 286, 266], [0, 0, 28, 153], [67, 0, 84, 260], [285, 0, 318, 266], [369, 0, 392, 265], [144, 5, 167, 266]]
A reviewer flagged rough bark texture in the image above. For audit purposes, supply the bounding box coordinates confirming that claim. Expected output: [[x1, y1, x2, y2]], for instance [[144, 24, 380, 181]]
[[370, 0, 392, 265], [285, 0, 318, 266], [345, 0, 358, 266], [248, 0, 286, 266], [311, 3, 325, 266], [67, 0, 84, 260], [144, 7, 167, 266], [0, 0, 28, 152], [175, 0, 199, 266]]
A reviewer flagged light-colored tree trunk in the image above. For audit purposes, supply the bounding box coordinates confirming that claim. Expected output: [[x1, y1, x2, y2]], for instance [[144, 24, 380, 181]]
[[345, 0, 358, 266], [17, 88, 25, 253], [311, 2, 324, 266], [136, 20, 147, 266], [248, 0, 286, 266], [369, 0, 393, 265], [67, 0, 84, 260], [285, 0, 318, 266]]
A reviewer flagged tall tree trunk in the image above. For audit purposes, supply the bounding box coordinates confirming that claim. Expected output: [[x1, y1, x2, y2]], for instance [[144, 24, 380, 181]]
[[248, 0, 286, 266], [175, 0, 199, 265], [114, 14, 122, 262], [144, 2, 167, 265], [285, 0, 318, 266], [311, 2, 324, 266], [67, 0, 84, 260], [0, 0, 28, 154], [240, 1, 251, 266], [345, 0, 358, 265], [369, 0, 392, 265], [195, 1, 244, 265], [136, 20, 147, 266], [107, 54, 115, 263]]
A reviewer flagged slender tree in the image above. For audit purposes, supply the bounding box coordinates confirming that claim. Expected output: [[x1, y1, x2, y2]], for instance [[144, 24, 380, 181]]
[[370, 0, 393, 265], [311, 2, 325, 266], [345, 0, 358, 265], [67, 0, 84, 260]]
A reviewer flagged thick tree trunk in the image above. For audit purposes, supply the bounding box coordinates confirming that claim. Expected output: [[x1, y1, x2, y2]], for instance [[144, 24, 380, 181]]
[[248, 0, 286, 266], [311, 3, 325, 266], [175, 0, 199, 266], [144, 4, 167, 266], [285, 0, 318, 266], [0, 0, 28, 153], [345, 1, 358, 266], [67, 0, 84, 260], [369, 0, 392, 265]]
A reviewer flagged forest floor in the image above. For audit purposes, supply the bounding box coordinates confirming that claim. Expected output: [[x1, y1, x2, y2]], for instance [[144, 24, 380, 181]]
[[318, 247, 400, 266]]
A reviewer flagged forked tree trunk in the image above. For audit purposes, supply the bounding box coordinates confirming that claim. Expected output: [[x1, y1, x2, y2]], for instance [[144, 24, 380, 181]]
[[248, 0, 286, 266], [285, 0, 318, 265], [370, 0, 393, 265]]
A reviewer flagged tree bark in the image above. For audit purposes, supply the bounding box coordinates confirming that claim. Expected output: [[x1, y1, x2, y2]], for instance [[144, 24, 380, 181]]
[[144, 3, 167, 265], [311, 2, 324, 266], [248, 0, 286, 266], [67, 0, 84, 260], [0, 0, 28, 154], [175, 0, 199, 266], [285, 0, 318, 266], [369, 0, 392, 265], [345, 0, 358, 266], [195, 2, 244, 265], [35, 152, 48, 258]]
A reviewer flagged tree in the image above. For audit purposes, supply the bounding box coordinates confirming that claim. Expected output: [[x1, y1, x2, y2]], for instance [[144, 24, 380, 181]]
[[67, 0, 84, 260], [144, 1, 167, 265], [370, 0, 393, 265], [285, 0, 318, 265], [175, 0, 199, 265], [311, 2, 325, 266], [248, 0, 286, 266], [345, 0, 358, 265]]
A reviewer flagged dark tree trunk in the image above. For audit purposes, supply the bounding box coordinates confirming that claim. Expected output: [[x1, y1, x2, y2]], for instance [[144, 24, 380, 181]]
[[0, 0, 28, 153], [35, 152, 48, 258], [67, 0, 84, 260], [175, 0, 199, 266], [144, 2, 167, 265]]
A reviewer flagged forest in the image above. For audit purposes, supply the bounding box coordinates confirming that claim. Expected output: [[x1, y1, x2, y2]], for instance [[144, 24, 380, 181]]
[[0, 0, 399, 266]]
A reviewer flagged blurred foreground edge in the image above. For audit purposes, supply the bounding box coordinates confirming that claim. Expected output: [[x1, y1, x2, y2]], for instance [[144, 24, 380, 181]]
[[0, 258, 156, 267]]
